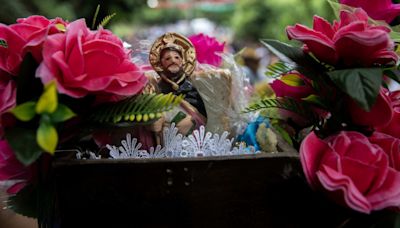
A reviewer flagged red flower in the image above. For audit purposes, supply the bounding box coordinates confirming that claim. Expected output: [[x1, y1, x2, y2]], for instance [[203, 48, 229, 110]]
[[189, 33, 225, 67], [286, 8, 397, 67], [36, 19, 147, 102], [300, 131, 400, 213], [10, 15, 67, 63], [340, 0, 400, 24], [0, 74, 16, 115], [376, 90, 400, 138], [270, 72, 314, 99], [0, 140, 31, 194], [0, 24, 26, 76], [348, 88, 393, 128]]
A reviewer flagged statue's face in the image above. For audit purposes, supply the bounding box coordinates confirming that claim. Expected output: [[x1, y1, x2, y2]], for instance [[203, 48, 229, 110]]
[[160, 50, 183, 75]]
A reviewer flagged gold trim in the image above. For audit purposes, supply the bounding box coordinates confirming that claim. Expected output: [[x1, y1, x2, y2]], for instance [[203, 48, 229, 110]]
[[149, 32, 196, 77]]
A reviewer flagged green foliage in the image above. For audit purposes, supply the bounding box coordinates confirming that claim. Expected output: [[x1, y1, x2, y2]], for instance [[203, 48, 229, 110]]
[[132, 8, 185, 26], [91, 93, 184, 124], [98, 13, 116, 29], [232, 0, 334, 41], [37, 118, 58, 154], [36, 81, 58, 114], [328, 68, 383, 111], [5, 128, 43, 165], [8, 185, 38, 218], [50, 104, 76, 123], [31, 0, 76, 21], [384, 68, 400, 84], [91, 4, 100, 29], [10, 102, 36, 121], [265, 61, 295, 78], [245, 97, 319, 125]]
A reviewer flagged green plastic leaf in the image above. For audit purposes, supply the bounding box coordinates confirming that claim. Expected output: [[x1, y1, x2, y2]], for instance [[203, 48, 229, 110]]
[[36, 81, 58, 114], [92, 4, 101, 29], [302, 94, 327, 109], [260, 39, 327, 82], [0, 39, 8, 48], [384, 69, 400, 84], [50, 104, 76, 123], [260, 39, 304, 64], [90, 93, 184, 124], [55, 23, 66, 32], [328, 68, 382, 111], [10, 102, 36, 121], [265, 61, 295, 78], [281, 73, 305, 86], [8, 184, 37, 218], [37, 120, 58, 154], [270, 121, 293, 146], [245, 97, 320, 126], [98, 13, 116, 29], [4, 128, 42, 165]]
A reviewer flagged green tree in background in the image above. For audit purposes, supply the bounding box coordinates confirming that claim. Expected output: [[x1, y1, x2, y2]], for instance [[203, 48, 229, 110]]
[[0, 0, 146, 25], [231, 0, 334, 43]]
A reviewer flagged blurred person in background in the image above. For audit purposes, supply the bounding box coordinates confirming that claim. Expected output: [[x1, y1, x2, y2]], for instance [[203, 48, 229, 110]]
[[241, 47, 264, 85]]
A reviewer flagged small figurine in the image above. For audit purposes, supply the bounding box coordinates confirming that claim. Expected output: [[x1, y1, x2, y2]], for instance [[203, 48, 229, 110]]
[[146, 33, 207, 137]]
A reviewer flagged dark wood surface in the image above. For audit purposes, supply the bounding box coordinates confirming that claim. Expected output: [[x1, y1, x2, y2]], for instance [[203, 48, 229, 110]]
[[51, 152, 349, 227]]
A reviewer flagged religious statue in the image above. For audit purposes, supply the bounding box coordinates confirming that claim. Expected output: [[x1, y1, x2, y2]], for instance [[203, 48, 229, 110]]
[[145, 32, 254, 149], [146, 32, 207, 138]]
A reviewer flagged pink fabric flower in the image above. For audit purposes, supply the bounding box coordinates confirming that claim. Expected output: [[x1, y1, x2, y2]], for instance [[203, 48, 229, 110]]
[[0, 140, 30, 194], [10, 15, 67, 62], [270, 72, 314, 99], [0, 74, 16, 115], [340, 0, 400, 24], [376, 90, 400, 138], [0, 24, 26, 76], [300, 131, 400, 213], [348, 88, 393, 128], [286, 8, 397, 67], [189, 33, 225, 67], [36, 19, 147, 102]]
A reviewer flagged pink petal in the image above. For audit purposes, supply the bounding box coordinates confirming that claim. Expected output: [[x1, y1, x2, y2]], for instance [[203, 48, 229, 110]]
[[348, 88, 394, 127], [286, 24, 338, 64], [313, 16, 336, 39], [317, 165, 372, 213], [300, 132, 331, 188], [366, 168, 400, 211]]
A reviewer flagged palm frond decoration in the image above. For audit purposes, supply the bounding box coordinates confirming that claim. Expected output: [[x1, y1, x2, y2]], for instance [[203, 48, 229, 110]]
[[245, 97, 320, 125], [98, 13, 116, 29], [90, 93, 184, 124], [265, 61, 296, 78], [91, 5, 101, 30]]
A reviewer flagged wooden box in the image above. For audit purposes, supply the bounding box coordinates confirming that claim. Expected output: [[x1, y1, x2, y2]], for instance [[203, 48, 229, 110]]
[[50, 152, 348, 227]]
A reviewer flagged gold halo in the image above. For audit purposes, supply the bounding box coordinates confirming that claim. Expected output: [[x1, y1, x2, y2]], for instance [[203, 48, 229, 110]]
[[149, 32, 196, 76]]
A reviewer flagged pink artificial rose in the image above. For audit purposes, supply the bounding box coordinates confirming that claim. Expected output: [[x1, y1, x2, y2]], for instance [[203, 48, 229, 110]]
[[0, 24, 26, 76], [376, 90, 400, 138], [0, 74, 16, 115], [0, 140, 31, 194], [36, 19, 147, 102], [340, 0, 400, 24], [189, 33, 225, 67], [300, 131, 400, 213], [270, 72, 314, 99], [286, 8, 397, 67], [10, 15, 68, 62], [348, 88, 393, 128]]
